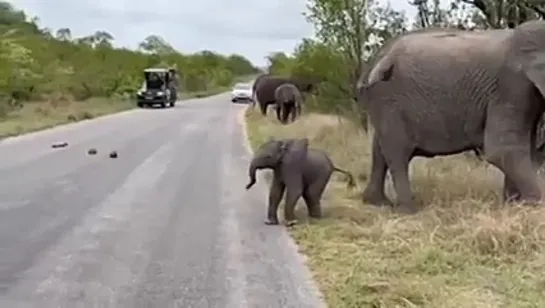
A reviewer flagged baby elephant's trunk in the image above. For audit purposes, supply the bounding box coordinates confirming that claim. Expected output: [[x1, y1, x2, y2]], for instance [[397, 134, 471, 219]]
[[333, 167, 356, 188], [246, 161, 258, 189]]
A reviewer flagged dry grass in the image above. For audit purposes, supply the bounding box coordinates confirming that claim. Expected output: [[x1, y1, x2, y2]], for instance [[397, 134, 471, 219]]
[[244, 107, 545, 308], [0, 98, 133, 138]]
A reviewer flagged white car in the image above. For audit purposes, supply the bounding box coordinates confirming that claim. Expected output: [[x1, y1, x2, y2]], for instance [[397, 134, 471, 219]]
[[230, 83, 253, 103]]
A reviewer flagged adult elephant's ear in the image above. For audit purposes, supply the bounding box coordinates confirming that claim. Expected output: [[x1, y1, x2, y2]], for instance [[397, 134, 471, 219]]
[[523, 51, 545, 98], [281, 138, 309, 167], [514, 21, 545, 97]]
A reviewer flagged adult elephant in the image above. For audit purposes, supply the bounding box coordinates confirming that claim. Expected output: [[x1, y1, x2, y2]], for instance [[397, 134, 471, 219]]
[[356, 20, 545, 213], [274, 83, 304, 124], [254, 75, 316, 116], [251, 73, 270, 109]]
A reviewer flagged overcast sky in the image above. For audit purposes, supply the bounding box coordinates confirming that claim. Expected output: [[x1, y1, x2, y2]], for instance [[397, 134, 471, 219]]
[[10, 0, 419, 67]]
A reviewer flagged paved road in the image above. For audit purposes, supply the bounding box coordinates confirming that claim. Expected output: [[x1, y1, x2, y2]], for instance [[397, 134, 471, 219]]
[[0, 94, 325, 308]]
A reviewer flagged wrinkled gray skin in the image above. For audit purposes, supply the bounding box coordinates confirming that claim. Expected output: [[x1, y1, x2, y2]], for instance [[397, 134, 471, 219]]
[[245, 138, 355, 226], [357, 20, 545, 213], [274, 83, 304, 124], [472, 113, 545, 165], [254, 76, 315, 116]]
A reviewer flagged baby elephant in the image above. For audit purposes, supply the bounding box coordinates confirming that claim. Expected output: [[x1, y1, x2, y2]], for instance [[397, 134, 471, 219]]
[[245, 137, 355, 226], [274, 83, 303, 124]]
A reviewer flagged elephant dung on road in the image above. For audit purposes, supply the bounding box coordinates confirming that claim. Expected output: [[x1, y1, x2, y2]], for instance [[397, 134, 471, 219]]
[[245, 138, 355, 226], [254, 75, 316, 116], [274, 83, 304, 124], [356, 21, 545, 213]]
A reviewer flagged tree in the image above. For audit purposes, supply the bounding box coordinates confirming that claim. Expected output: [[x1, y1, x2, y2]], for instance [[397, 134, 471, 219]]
[[266, 52, 294, 75], [138, 35, 176, 55], [268, 0, 408, 129], [459, 0, 545, 29], [55, 28, 71, 41]]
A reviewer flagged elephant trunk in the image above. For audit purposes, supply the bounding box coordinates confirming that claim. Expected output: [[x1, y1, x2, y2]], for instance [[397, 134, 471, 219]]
[[246, 159, 260, 190]]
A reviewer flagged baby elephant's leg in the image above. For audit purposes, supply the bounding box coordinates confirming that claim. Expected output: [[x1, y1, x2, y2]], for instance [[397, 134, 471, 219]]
[[303, 173, 332, 219], [266, 176, 285, 225], [283, 178, 304, 226]]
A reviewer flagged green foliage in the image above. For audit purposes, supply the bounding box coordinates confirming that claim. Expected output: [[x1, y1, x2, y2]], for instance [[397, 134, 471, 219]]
[[0, 2, 258, 117], [265, 0, 409, 128], [291, 39, 354, 114], [266, 52, 295, 75]]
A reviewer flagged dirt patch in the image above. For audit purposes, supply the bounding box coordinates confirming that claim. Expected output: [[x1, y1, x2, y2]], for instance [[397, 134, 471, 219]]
[[244, 107, 545, 308]]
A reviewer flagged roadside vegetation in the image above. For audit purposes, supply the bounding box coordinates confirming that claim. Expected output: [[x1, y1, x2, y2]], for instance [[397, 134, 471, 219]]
[[247, 0, 545, 306], [0, 2, 258, 137]]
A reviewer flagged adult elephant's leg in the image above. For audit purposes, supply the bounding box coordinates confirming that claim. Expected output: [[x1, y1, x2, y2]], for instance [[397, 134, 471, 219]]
[[362, 134, 393, 206], [533, 145, 545, 175], [259, 102, 267, 115], [485, 82, 542, 204], [534, 114, 545, 173], [502, 175, 521, 202], [530, 119, 545, 171], [501, 113, 545, 202], [381, 142, 417, 214], [489, 151, 540, 204]]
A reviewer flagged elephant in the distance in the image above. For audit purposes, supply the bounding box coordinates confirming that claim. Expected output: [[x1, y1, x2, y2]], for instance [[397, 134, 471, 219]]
[[254, 75, 316, 116], [274, 83, 304, 124], [245, 137, 355, 226], [356, 20, 545, 213], [250, 73, 270, 109]]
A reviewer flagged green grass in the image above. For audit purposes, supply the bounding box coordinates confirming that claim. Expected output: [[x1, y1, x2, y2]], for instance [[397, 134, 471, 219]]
[[244, 107, 545, 308]]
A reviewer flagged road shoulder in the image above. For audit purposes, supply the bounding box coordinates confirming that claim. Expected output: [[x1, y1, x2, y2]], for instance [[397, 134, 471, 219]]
[[238, 107, 326, 307]]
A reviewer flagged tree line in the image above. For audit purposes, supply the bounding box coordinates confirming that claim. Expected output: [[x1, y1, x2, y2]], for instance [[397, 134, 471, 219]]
[[267, 0, 545, 129], [0, 2, 259, 116]]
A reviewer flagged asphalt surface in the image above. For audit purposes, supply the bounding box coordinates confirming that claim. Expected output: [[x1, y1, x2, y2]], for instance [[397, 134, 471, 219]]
[[0, 94, 326, 308]]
